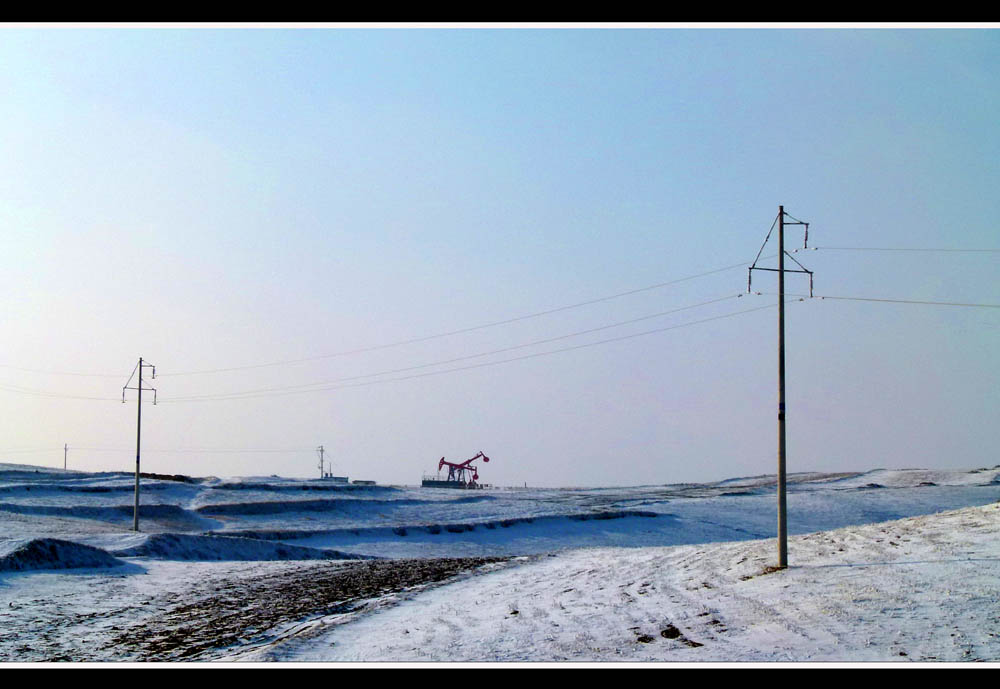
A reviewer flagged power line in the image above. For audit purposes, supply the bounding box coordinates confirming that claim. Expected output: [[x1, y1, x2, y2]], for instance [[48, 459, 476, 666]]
[[818, 295, 1000, 308], [752, 293, 1000, 308], [0, 446, 316, 454], [0, 259, 755, 381], [0, 293, 751, 403], [0, 360, 153, 401], [0, 447, 69, 454], [54, 447, 316, 453], [0, 248, 993, 381], [795, 246, 1000, 254], [0, 382, 120, 402], [162, 293, 745, 402], [159, 260, 755, 378], [0, 364, 123, 378], [0, 291, 992, 405], [159, 301, 779, 403]]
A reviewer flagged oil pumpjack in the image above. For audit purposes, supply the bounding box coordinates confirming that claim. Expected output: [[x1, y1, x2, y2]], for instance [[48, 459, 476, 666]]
[[422, 451, 490, 489]]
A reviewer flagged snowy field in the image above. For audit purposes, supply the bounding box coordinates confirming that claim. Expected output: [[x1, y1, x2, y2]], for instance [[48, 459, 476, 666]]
[[1, 462, 998, 664]]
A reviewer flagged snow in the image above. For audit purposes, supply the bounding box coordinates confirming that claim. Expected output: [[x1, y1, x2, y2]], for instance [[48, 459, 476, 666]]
[[240, 502, 1000, 663], [108, 533, 371, 562], [1, 461, 998, 664], [0, 538, 126, 573]]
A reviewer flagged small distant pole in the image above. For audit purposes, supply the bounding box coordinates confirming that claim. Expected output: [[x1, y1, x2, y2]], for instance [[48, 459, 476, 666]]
[[317, 445, 325, 479], [123, 358, 157, 532], [135, 368, 142, 530], [64, 443, 67, 471]]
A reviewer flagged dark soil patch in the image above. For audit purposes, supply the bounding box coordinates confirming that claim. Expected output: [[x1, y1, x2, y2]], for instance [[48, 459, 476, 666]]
[[660, 624, 681, 639], [139, 472, 199, 484], [740, 564, 785, 581], [659, 623, 703, 648], [102, 556, 508, 661]]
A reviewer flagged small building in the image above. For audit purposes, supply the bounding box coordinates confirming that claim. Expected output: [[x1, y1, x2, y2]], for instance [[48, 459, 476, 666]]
[[421, 478, 466, 488], [421, 474, 483, 489]]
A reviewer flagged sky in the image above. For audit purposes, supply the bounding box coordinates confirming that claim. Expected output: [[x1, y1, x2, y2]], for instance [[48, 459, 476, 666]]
[[0, 25, 997, 487]]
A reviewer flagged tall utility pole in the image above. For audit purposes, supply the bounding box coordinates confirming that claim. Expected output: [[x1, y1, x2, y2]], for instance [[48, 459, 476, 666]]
[[748, 206, 813, 569], [64, 443, 67, 471], [317, 445, 325, 479], [776, 207, 787, 568], [123, 358, 156, 532]]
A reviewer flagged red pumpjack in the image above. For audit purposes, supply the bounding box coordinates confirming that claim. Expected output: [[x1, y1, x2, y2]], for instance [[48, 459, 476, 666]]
[[438, 451, 490, 487]]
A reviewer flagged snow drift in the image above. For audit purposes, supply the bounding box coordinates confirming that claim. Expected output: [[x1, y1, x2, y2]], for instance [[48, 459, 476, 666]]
[[109, 533, 373, 562], [210, 509, 662, 543], [0, 538, 126, 573]]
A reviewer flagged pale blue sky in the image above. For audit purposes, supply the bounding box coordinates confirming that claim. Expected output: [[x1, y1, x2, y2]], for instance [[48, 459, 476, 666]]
[[0, 27, 997, 485]]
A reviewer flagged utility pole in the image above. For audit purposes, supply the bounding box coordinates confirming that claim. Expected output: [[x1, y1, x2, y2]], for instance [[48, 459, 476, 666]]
[[317, 445, 325, 479], [776, 206, 787, 568], [748, 207, 813, 569], [64, 443, 67, 471], [123, 358, 156, 532]]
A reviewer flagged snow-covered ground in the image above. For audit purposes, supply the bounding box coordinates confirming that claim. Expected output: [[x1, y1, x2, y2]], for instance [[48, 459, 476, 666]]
[[1, 461, 998, 663], [256, 502, 1000, 663]]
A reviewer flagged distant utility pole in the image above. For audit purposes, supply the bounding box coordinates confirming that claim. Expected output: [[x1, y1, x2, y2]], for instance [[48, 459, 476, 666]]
[[123, 358, 157, 532], [317, 445, 325, 479], [64, 443, 67, 470], [748, 206, 813, 569]]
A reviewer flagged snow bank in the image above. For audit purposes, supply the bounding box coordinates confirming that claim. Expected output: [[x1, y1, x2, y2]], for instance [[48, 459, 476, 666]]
[[824, 468, 1000, 489], [211, 509, 662, 543], [0, 462, 82, 477], [0, 538, 126, 573], [194, 494, 490, 516], [705, 468, 1000, 493], [0, 502, 215, 530], [209, 480, 395, 494], [0, 481, 189, 495], [109, 533, 372, 562]]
